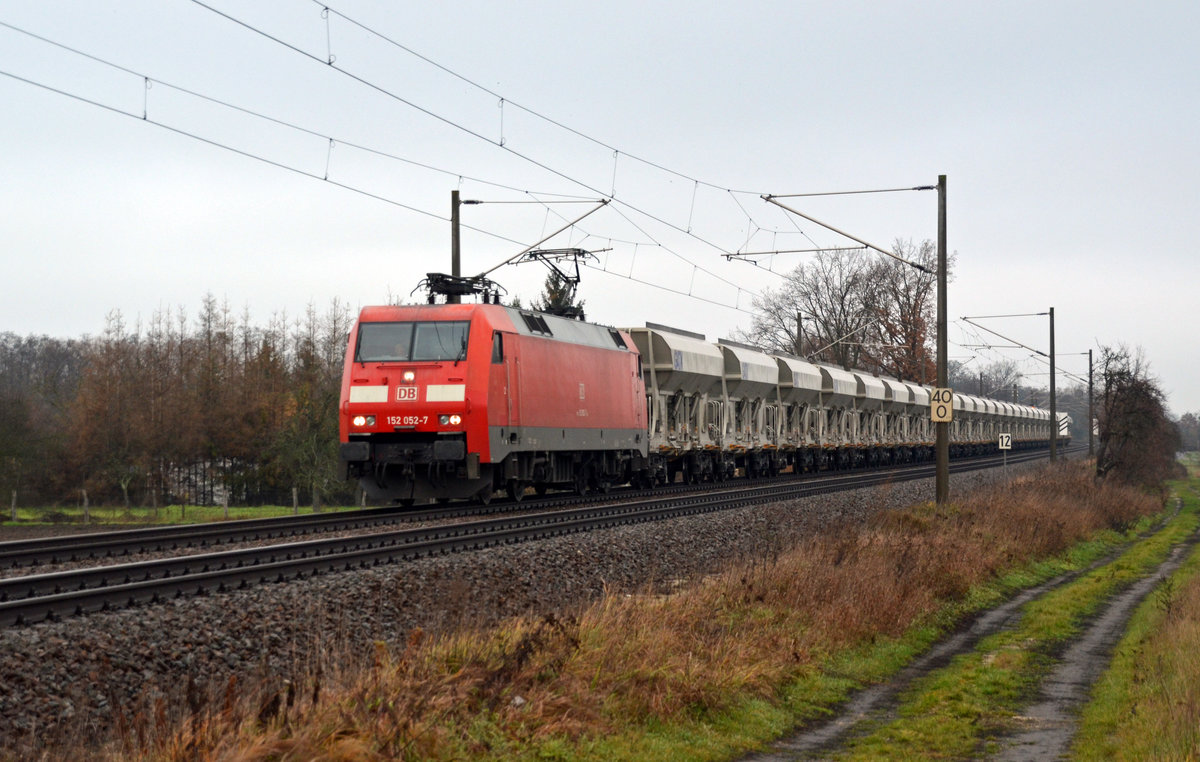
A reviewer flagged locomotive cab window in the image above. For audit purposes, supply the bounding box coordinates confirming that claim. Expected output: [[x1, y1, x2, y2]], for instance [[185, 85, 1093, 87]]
[[356, 321, 470, 363]]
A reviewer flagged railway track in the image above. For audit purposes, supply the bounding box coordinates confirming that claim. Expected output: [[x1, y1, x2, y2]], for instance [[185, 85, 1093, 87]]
[[0, 446, 1072, 627], [0, 447, 1067, 570], [0, 493, 586, 571]]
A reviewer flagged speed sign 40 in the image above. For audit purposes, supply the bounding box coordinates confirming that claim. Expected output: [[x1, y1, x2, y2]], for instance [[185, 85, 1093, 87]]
[[931, 387, 953, 422]]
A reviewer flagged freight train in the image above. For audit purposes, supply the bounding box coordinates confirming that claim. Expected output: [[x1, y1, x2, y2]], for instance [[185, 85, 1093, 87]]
[[338, 302, 1065, 504]]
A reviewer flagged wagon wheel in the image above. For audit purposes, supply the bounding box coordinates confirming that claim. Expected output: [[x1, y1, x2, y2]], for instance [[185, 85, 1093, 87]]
[[573, 468, 591, 496], [534, 482, 549, 497], [476, 487, 493, 506]]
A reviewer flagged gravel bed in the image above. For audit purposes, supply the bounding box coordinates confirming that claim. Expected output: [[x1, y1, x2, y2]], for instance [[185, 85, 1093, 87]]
[[0, 463, 1037, 758]]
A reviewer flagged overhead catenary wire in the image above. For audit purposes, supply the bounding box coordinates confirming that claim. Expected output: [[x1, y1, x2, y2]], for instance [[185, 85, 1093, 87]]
[[960, 316, 1048, 358], [476, 200, 610, 278], [526, 192, 756, 297], [0, 21, 597, 201], [22, 17, 671, 222], [311, 0, 768, 197], [762, 193, 935, 273], [0, 67, 542, 243], [581, 263, 752, 315], [311, 1, 900, 273], [188, 0, 777, 279], [955, 318, 1089, 389], [725, 245, 867, 260], [0, 18, 755, 311], [0, 61, 741, 316], [1, 8, 915, 320]]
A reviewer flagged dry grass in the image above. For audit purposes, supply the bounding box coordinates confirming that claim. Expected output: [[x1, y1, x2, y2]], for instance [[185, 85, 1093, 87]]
[[107, 462, 1160, 761], [1126, 564, 1200, 757]]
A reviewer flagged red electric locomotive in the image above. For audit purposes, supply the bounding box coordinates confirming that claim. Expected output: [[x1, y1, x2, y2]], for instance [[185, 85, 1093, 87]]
[[339, 302, 648, 504]]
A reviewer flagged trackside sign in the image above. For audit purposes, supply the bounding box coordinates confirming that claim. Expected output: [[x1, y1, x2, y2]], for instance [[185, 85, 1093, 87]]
[[931, 387, 953, 422]]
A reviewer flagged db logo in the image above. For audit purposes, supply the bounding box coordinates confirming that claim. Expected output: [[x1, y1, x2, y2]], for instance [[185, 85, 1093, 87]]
[[396, 386, 418, 402]]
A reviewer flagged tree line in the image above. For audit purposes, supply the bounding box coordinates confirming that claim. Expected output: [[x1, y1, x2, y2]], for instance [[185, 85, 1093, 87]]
[[1, 295, 354, 509]]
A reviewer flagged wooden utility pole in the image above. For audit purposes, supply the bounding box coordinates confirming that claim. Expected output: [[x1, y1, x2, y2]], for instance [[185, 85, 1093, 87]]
[[936, 174, 949, 504], [1088, 348, 1094, 457]]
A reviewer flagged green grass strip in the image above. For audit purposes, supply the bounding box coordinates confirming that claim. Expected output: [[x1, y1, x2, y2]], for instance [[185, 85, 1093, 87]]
[[1, 503, 359, 527], [828, 485, 1200, 761], [1071, 479, 1200, 761]]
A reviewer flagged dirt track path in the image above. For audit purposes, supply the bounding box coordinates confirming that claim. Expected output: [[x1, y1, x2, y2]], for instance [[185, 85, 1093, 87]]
[[742, 512, 1198, 761], [992, 536, 1194, 760]]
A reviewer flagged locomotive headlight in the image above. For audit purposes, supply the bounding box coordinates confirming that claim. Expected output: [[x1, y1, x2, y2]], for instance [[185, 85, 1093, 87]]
[[449, 414, 462, 425], [352, 415, 376, 428], [402, 371, 415, 382]]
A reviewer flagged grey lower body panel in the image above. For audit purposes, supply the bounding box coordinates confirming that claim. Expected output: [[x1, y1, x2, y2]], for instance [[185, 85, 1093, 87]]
[[488, 425, 648, 462]]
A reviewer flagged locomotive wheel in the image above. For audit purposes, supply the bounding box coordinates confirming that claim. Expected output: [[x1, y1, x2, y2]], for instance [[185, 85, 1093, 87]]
[[477, 487, 493, 506], [506, 480, 526, 502], [399, 498, 415, 508], [598, 479, 611, 494]]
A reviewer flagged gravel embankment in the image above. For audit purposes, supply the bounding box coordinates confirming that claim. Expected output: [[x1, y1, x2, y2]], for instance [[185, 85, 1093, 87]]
[[0, 465, 1034, 757]]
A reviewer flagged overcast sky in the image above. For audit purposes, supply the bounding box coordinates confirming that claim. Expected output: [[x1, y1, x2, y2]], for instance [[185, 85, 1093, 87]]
[[2, 1, 1197, 413]]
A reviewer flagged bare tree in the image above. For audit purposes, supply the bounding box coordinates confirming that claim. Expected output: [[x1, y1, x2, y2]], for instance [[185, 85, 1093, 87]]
[[861, 239, 941, 382], [1095, 344, 1181, 487], [736, 248, 881, 369], [949, 359, 1023, 398], [1177, 412, 1200, 452], [735, 241, 949, 378]]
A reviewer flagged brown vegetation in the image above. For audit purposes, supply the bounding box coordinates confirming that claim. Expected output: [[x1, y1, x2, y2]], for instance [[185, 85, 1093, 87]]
[[103, 462, 1161, 761], [1, 296, 353, 509]]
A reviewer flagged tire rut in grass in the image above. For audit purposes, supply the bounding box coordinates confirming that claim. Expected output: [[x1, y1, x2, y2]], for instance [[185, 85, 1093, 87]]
[[740, 570, 1087, 761], [991, 529, 1199, 761], [741, 510, 1187, 762]]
